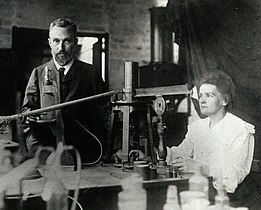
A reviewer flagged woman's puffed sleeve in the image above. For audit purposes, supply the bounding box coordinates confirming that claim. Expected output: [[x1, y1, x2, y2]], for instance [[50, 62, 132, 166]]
[[212, 122, 255, 193]]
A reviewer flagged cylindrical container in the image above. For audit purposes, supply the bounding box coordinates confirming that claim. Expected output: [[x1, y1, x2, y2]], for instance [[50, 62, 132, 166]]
[[170, 167, 178, 178], [149, 7, 174, 63], [136, 164, 150, 181], [163, 185, 180, 210], [118, 173, 146, 210], [124, 62, 138, 102], [165, 168, 173, 178], [189, 165, 209, 200], [42, 177, 68, 210], [133, 161, 147, 173], [149, 166, 157, 180], [180, 191, 209, 210], [215, 185, 230, 210]]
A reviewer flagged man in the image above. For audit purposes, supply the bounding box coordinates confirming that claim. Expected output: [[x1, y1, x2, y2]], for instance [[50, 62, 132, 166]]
[[21, 18, 109, 164]]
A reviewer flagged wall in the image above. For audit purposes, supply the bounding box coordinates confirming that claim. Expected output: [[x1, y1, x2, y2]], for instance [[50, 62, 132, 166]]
[[0, 0, 160, 90], [168, 0, 261, 160]]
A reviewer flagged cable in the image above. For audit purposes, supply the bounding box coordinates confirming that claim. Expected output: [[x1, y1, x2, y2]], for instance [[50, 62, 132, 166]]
[[72, 115, 103, 165], [68, 195, 83, 210], [77, 187, 90, 202]]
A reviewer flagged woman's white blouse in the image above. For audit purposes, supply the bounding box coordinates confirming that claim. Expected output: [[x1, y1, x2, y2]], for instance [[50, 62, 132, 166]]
[[167, 112, 255, 193]]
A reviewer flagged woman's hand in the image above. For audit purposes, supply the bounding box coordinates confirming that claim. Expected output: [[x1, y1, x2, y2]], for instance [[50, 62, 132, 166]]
[[172, 157, 199, 173], [172, 157, 210, 176]]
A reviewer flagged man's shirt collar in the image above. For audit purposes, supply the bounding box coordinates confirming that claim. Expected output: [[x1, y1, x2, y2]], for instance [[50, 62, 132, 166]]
[[54, 57, 74, 75]]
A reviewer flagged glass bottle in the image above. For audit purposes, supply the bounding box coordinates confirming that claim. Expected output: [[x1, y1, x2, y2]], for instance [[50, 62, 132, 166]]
[[163, 185, 180, 210], [0, 192, 4, 210], [118, 173, 146, 210], [189, 164, 209, 200], [214, 185, 230, 210], [42, 171, 68, 210], [41, 144, 69, 210], [0, 145, 12, 210]]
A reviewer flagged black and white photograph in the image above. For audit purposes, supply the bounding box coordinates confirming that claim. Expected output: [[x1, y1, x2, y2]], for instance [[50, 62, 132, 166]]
[[0, 0, 261, 209]]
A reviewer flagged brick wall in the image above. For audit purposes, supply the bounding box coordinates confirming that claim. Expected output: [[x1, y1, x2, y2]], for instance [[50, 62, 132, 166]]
[[0, 0, 159, 90]]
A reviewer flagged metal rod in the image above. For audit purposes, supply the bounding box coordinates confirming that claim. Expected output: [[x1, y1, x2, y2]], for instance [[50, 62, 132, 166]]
[[0, 91, 116, 123]]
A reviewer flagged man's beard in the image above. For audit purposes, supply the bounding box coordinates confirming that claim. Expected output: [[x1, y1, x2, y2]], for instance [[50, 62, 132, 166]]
[[54, 52, 73, 66]]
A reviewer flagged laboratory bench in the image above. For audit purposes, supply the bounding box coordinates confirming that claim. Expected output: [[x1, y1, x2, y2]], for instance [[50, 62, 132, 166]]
[[73, 164, 215, 210], [4, 163, 216, 210]]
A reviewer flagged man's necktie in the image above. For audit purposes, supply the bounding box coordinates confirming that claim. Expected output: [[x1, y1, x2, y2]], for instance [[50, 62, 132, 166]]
[[59, 67, 65, 81], [59, 67, 65, 102]]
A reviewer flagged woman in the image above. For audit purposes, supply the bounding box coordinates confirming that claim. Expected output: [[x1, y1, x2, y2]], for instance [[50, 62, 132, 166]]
[[167, 71, 256, 207]]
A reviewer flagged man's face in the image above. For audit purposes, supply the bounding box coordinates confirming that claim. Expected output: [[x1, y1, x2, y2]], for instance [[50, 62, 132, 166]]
[[48, 26, 77, 66], [199, 84, 226, 116]]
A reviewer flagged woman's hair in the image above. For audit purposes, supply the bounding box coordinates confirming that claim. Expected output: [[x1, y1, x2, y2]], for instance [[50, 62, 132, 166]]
[[198, 71, 235, 106], [49, 18, 77, 37]]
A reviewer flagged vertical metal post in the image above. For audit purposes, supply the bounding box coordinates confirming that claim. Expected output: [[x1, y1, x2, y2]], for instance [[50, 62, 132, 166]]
[[123, 62, 138, 102], [121, 106, 131, 163]]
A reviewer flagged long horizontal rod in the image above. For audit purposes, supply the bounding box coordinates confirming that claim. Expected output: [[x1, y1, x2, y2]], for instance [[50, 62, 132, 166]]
[[0, 91, 115, 123]]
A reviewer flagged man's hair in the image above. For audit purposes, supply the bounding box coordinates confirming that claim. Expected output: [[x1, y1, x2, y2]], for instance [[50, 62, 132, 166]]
[[49, 18, 77, 36], [199, 71, 235, 105]]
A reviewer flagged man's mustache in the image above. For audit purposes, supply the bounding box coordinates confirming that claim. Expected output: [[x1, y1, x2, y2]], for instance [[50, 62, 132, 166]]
[[57, 51, 66, 55]]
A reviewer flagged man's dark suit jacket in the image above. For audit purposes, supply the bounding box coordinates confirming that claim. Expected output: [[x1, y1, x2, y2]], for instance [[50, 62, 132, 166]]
[[21, 58, 109, 163]]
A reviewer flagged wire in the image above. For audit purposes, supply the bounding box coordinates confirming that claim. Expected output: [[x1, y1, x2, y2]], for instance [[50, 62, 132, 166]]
[[68, 195, 83, 210], [69, 147, 82, 210], [77, 187, 90, 202], [72, 115, 103, 165]]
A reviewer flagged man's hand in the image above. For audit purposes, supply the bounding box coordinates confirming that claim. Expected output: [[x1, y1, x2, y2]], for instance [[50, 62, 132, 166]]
[[23, 109, 41, 124], [25, 115, 41, 124]]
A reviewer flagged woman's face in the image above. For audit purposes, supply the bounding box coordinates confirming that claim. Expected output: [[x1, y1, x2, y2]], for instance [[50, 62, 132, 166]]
[[199, 84, 226, 116]]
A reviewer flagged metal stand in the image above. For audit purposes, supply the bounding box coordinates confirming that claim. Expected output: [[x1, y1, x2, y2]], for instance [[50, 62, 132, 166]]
[[153, 95, 167, 166], [106, 100, 156, 167]]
